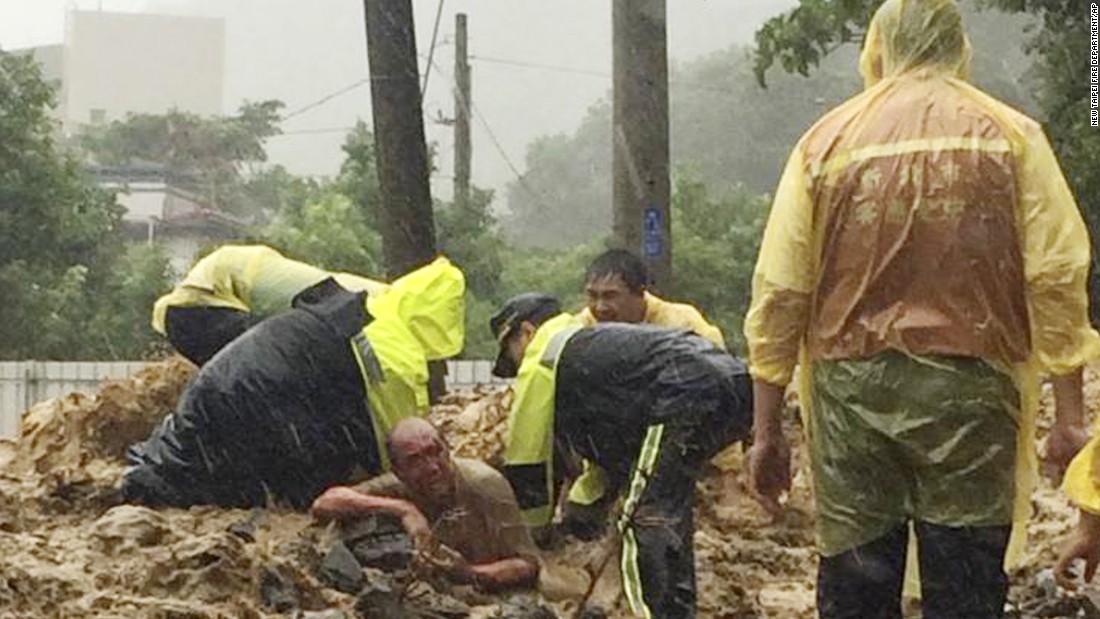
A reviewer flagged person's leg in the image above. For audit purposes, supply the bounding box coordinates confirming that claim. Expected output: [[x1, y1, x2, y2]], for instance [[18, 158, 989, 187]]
[[817, 525, 908, 619], [915, 523, 1011, 619], [618, 422, 701, 619], [164, 305, 252, 365], [810, 356, 914, 619], [900, 358, 1017, 619]]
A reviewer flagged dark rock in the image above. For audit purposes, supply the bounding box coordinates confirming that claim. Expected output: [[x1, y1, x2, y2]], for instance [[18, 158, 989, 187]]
[[320, 540, 365, 594], [493, 599, 557, 619], [342, 514, 414, 571], [411, 587, 470, 619], [259, 566, 300, 612], [575, 606, 607, 619], [227, 508, 267, 542], [355, 581, 408, 619]]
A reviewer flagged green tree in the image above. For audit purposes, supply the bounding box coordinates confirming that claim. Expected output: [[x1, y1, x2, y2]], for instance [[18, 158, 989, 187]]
[[0, 50, 155, 359], [338, 121, 384, 230], [80, 100, 284, 220], [261, 191, 384, 276], [436, 186, 505, 300], [668, 172, 769, 353], [0, 51, 121, 273]]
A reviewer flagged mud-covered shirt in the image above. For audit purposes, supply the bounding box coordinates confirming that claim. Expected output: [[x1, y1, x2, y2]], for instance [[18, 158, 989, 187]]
[[355, 458, 539, 565]]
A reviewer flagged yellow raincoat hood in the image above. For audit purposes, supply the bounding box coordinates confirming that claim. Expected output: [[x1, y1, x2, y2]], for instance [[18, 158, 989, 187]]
[[858, 0, 972, 89], [366, 256, 466, 361], [354, 256, 466, 470]]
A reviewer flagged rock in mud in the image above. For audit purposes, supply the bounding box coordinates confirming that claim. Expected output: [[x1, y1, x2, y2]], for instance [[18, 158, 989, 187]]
[[93, 504, 172, 553], [259, 566, 300, 613], [320, 540, 364, 594], [342, 514, 413, 571]]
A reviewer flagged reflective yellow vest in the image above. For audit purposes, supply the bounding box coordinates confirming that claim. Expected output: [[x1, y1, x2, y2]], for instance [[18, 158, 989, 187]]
[[502, 312, 583, 527], [352, 256, 466, 470], [151, 245, 388, 334]]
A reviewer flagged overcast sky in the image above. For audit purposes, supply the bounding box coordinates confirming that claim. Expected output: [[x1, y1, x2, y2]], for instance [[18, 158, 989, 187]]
[[0, 0, 798, 201]]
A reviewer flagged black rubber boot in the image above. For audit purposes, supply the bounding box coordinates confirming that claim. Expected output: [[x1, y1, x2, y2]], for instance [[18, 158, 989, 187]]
[[817, 524, 908, 619], [915, 522, 1011, 619]]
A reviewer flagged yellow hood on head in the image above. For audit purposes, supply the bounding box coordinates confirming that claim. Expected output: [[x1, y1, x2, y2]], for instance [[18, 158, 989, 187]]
[[859, 0, 972, 89], [367, 256, 466, 360]]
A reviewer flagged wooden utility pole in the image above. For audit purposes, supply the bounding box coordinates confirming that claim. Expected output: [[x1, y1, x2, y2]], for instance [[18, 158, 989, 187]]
[[453, 13, 471, 212], [363, 0, 436, 278], [364, 0, 446, 402], [612, 0, 671, 290]]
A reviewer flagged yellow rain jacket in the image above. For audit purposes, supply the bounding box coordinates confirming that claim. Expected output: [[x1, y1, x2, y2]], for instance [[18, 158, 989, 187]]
[[151, 245, 388, 334], [577, 291, 726, 349], [502, 312, 584, 527], [745, 0, 1100, 568], [1064, 435, 1100, 515], [353, 256, 466, 470], [570, 291, 727, 505]]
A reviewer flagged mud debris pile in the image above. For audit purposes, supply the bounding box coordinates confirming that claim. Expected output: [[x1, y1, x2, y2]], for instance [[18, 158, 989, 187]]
[[0, 358, 1096, 618]]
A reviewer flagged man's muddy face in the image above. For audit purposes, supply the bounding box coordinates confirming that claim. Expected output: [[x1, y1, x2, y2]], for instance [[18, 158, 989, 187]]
[[585, 274, 646, 323], [392, 433, 456, 504]]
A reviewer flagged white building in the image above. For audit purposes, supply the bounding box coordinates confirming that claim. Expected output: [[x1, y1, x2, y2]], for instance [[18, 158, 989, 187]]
[[54, 10, 225, 130], [17, 11, 234, 270]]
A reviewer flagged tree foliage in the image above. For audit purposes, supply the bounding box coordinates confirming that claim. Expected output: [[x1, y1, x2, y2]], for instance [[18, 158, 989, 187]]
[[501, 7, 1033, 250], [0, 51, 121, 273], [79, 100, 284, 220], [668, 172, 769, 353], [261, 191, 384, 276], [0, 50, 174, 360]]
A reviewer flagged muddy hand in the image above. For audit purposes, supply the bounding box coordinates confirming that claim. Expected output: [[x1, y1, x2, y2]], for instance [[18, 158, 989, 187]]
[[1045, 422, 1089, 483], [747, 434, 791, 519], [1057, 512, 1100, 590]]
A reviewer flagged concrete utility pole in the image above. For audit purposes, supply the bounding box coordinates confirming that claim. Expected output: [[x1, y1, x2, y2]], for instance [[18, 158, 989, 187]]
[[453, 13, 471, 213], [363, 0, 437, 278], [612, 0, 671, 290]]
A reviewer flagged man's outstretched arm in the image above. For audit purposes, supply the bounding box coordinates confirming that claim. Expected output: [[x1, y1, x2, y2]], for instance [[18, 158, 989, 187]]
[[457, 556, 539, 592], [311, 486, 431, 546]]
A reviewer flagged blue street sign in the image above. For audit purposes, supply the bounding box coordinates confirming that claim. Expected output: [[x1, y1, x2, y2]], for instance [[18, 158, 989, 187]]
[[644, 207, 663, 257]]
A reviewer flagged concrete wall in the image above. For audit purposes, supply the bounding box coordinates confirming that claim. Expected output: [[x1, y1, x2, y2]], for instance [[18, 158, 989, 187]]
[[0, 360, 505, 439]]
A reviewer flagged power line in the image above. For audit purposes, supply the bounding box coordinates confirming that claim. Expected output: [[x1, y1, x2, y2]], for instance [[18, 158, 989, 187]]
[[421, 50, 555, 213], [421, 0, 446, 96], [472, 53, 740, 96], [273, 126, 356, 136], [281, 78, 370, 121], [472, 55, 610, 78]]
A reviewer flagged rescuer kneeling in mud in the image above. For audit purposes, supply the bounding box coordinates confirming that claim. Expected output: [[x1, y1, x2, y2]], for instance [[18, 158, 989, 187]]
[[491, 293, 752, 619], [312, 418, 540, 593], [151, 244, 389, 367], [564, 248, 736, 540], [122, 257, 465, 510]]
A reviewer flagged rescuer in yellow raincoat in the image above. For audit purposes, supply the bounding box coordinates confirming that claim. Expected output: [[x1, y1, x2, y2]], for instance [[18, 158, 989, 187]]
[[124, 257, 464, 508], [151, 244, 388, 365], [491, 293, 751, 619], [564, 248, 729, 539], [744, 0, 1099, 616]]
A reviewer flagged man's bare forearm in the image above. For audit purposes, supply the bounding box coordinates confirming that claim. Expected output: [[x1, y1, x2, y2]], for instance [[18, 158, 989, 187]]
[[465, 557, 539, 592], [1052, 367, 1086, 426], [752, 379, 787, 443], [311, 487, 417, 522]]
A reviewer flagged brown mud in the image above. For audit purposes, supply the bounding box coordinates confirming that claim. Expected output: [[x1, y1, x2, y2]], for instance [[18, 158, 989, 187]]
[[0, 357, 1097, 618]]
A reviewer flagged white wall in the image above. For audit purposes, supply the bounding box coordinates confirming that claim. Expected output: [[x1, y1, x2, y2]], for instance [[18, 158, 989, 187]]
[[0, 360, 504, 439]]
